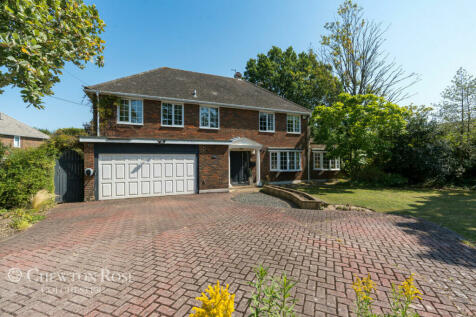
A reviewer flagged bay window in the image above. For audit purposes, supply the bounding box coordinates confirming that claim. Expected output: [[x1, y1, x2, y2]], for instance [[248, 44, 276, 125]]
[[269, 151, 301, 171], [313, 151, 340, 171]]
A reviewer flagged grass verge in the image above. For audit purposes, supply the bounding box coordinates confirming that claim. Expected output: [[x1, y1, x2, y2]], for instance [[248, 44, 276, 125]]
[[295, 181, 476, 246]]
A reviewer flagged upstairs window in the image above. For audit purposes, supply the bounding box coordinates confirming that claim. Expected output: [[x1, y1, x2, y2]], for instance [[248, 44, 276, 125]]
[[313, 151, 340, 171], [200, 106, 219, 129], [259, 112, 275, 132], [287, 114, 301, 133], [13, 136, 21, 148], [117, 99, 143, 124], [269, 151, 301, 172], [162, 103, 183, 127]]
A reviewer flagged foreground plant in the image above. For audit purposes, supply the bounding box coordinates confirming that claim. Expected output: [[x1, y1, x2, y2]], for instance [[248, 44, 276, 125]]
[[190, 281, 235, 317], [353, 274, 376, 317], [389, 274, 422, 317], [249, 265, 297, 317], [353, 274, 422, 317]]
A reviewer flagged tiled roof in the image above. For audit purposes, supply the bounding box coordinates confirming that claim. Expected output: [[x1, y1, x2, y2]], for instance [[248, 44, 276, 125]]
[[86, 67, 311, 114]]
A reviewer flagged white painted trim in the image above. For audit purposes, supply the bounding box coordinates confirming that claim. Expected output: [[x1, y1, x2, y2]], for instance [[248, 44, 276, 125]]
[[258, 112, 275, 133], [199, 188, 230, 193], [79, 136, 232, 145], [199, 105, 220, 129], [117, 99, 144, 125], [84, 88, 311, 115], [161, 102, 184, 128]]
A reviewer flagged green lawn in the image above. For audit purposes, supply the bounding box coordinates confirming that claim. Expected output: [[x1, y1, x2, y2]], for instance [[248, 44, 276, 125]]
[[295, 181, 476, 245]]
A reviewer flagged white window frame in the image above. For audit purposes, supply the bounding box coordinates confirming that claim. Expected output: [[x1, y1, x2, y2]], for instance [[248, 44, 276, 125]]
[[117, 99, 143, 125], [269, 150, 302, 172], [13, 135, 21, 148], [312, 151, 340, 171], [199, 105, 220, 129], [287, 114, 301, 134], [259, 112, 275, 132], [161, 102, 184, 127]]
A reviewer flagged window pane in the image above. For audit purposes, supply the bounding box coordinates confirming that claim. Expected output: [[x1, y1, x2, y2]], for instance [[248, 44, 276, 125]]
[[336, 159, 340, 169], [259, 113, 267, 131], [162, 104, 173, 125], [200, 107, 209, 127], [174, 105, 183, 125], [119, 99, 129, 122], [271, 152, 278, 170], [280, 152, 288, 170], [210, 107, 218, 128], [323, 152, 330, 169], [296, 152, 301, 170], [330, 159, 335, 169], [130, 100, 143, 124], [313, 152, 321, 169], [295, 116, 301, 132], [267, 114, 274, 131], [289, 152, 295, 170]]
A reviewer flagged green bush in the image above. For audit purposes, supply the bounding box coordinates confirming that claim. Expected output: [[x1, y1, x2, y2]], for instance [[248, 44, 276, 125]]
[[0, 144, 57, 209], [353, 166, 408, 187]]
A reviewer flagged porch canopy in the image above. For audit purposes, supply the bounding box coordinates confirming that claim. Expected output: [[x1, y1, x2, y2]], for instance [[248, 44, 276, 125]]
[[228, 137, 263, 186]]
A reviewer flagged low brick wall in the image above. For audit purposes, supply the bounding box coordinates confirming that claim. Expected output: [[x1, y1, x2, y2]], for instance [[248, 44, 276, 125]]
[[261, 185, 327, 209]]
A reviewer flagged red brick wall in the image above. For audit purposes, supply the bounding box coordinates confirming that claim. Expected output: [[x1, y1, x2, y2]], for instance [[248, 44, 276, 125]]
[[0, 135, 45, 149], [97, 100, 311, 183], [198, 145, 229, 190], [83, 143, 95, 201]]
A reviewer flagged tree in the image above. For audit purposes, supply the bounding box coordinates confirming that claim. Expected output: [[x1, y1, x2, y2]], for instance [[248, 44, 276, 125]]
[[0, 0, 105, 108], [311, 93, 409, 177], [244, 46, 341, 109], [321, 0, 419, 102], [437, 67, 476, 142], [386, 106, 457, 184]]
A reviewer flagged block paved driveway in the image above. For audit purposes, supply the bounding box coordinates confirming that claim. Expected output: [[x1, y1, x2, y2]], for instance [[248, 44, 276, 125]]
[[0, 193, 475, 316]]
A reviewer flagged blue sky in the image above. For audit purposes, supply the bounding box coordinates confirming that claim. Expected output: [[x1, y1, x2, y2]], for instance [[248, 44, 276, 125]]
[[2, 0, 476, 130]]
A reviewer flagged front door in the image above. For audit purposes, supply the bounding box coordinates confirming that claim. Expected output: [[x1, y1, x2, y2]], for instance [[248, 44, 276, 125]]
[[230, 151, 250, 185]]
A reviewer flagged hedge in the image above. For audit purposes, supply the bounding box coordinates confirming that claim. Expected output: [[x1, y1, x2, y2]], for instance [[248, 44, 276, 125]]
[[0, 144, 56, 209]]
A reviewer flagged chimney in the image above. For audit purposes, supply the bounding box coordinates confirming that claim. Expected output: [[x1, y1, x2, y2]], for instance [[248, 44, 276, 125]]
[[234, 72, 242, 79]]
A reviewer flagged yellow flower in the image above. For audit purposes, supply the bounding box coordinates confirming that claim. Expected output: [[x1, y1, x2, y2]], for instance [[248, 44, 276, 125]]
[[190, 281, 235, 317], [353, 274, 375, 302], [399, 274, 422, 301]]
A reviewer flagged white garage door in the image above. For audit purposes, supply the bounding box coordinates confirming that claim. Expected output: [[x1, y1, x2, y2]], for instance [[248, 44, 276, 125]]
[[98, 154, 196, 200]]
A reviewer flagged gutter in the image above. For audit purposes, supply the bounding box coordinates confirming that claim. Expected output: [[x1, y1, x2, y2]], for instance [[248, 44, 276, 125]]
[[79, 136, 233, 146], [83, 88, 312, 115]]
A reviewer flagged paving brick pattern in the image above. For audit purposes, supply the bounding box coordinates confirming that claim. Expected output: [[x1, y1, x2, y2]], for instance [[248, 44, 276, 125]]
[[0, 193, 475, 316]]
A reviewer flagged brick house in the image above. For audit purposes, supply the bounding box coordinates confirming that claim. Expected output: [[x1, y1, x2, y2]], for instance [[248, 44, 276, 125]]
[[0, 112, 49, 149], [80, 67, 339, 201]]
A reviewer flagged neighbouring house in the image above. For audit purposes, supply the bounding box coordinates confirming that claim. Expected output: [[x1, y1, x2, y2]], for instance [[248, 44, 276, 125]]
[[0, 112, 49, 149], [80, 67, 340, 201]]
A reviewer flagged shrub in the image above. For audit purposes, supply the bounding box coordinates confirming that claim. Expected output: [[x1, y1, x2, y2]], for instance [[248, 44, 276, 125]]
[[352, 166, 408, 187], [0, 144, 57, 209], [248, 265, 297, 316], [190, 281, 235, 317]]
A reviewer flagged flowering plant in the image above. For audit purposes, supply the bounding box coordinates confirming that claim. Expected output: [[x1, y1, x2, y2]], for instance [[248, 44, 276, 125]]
[[190, 281, 235, 317]]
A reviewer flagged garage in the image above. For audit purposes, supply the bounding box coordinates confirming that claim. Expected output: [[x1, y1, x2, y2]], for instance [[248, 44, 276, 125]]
[[98, 153, 196, 200]]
